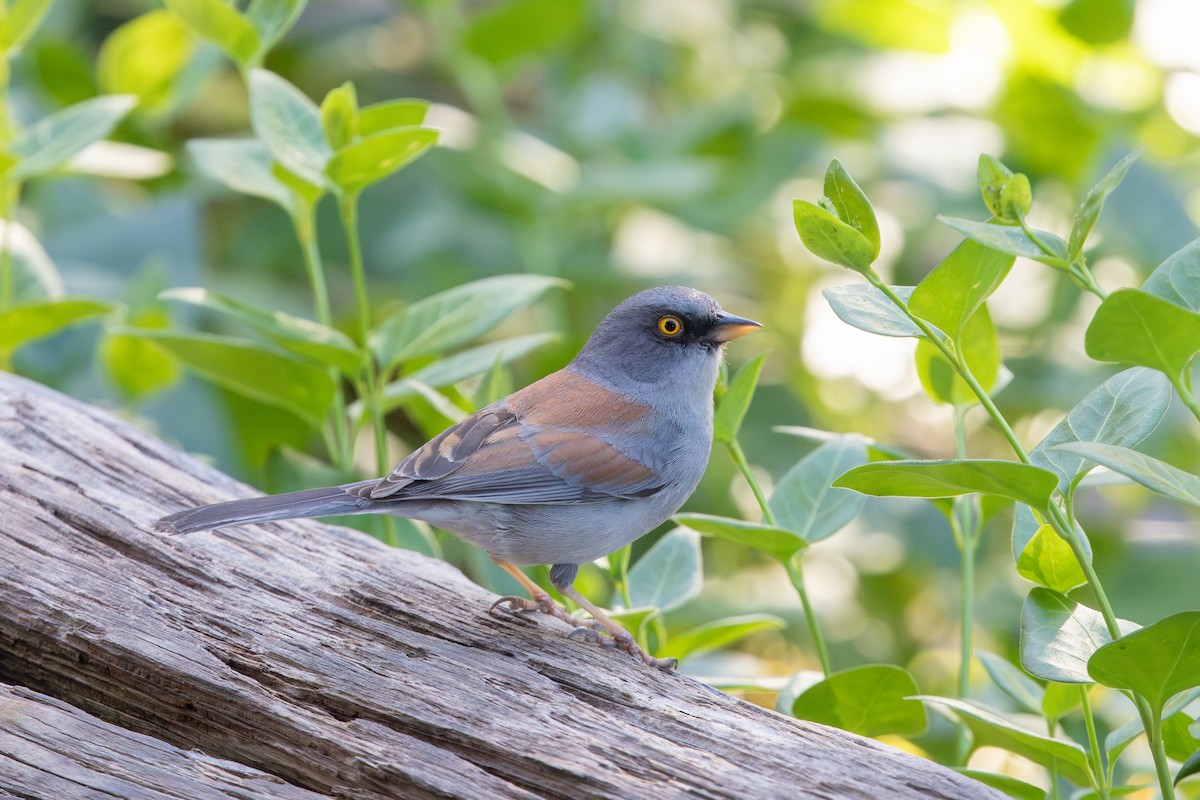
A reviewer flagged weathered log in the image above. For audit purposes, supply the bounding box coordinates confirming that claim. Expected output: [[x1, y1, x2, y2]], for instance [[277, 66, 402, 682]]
[[0, 372, 1001, 799]]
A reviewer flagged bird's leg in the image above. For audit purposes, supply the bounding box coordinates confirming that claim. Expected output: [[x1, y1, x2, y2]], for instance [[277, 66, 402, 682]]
[[487, 559, 595, 629], [551, 567, 678, 672]]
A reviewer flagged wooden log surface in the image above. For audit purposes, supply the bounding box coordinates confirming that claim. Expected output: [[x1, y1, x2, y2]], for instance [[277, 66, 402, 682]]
[[0, 372, 1002, 799]]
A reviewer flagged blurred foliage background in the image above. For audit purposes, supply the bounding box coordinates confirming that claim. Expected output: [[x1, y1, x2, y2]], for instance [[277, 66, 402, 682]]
[[6, 0, 1200, 788]]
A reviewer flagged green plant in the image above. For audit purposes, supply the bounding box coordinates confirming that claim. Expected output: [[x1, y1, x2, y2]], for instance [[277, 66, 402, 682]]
[[778, 154, 1200, 798]]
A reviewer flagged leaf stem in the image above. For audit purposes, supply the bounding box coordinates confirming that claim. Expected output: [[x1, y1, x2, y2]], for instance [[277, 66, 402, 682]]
[[1079, 686, 1109, 799], [726, 437, 831, 675], [951, 405, 978, 700], [336, 190, 389, 476], [786, 553, 832, 676], [294, 203, 352, 470]]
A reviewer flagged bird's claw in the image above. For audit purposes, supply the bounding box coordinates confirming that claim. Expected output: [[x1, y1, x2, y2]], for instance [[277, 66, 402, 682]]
[[567, 626, 677, 671]]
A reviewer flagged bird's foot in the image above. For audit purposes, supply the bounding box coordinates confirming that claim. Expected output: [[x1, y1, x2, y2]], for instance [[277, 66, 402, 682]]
[[567, 626, 677, 671], [488, 594, 601, 630]]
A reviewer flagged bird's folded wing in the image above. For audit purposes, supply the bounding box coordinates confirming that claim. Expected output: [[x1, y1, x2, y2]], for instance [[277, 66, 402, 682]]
[[366, 370, 667, 504]]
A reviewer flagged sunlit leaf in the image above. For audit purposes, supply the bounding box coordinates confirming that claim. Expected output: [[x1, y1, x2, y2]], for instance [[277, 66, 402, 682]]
[[822, 284, 921, 338], [1068, 149, 1139, 263], [160, 288, 364, 376], [0, 219, 61, 304], [976, 650, 1043, 715], [97, 11, 193, 109], [10, 95, 137, 181], [1089, 612, 1200, 715], [835, 459, 1058, 510], [245, 0, 308, 57], [914, 304, 1000, 405], [664, 614, 786, 661], [249, 68, 330, 188], [1085, 289, 1200, 383], [1016, 524, 1086, 593], [714, 351, 768, 444], [1041, 681, 1082, 723], [1030, 367, 1170, 493], [978, 154, 1031, 223], [770, 436, 869, 543], [118, 328, 334, 428], [0, 298, 112, 353], [956, 770, 1045, 800], [823, 159, 880, 260], [358, 99, 430, 135], [938, 215, 1067, 268], [164, 0, 259, 66], [370, 274, 567, 371], [325, 127, 438, 193], [793, 198, 876, 274], [915, 696, 1092, 785], [187, 138, 292, 208], [1142, 236, 1200, 312], [627, 528, 702, 612], [1020, 587, 1139, 684], [320, 81, 358, 151], [673, 513, 806, 564], [910, 238, 1014, 341], [3, 0, 53, 54], [793, 665, 926, 737], [1053, 443, 1200, 508]]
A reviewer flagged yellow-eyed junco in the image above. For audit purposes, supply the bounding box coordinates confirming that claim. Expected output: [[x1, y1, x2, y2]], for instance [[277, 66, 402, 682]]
[[155, 286, 761, 669]]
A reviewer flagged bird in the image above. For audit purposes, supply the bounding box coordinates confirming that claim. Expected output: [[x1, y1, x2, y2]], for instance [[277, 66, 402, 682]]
[[154, 286, 761, 669]]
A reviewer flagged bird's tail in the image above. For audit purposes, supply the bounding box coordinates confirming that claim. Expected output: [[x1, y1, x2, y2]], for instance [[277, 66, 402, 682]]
[[153, 480, 378, 534]]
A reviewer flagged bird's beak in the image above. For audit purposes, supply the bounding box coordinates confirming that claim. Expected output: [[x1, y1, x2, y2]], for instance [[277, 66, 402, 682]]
[[709, 312, 763, 342]]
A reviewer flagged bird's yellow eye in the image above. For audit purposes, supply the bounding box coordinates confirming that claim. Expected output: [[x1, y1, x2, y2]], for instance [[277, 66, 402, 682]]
[[657, 315, 683, 337]]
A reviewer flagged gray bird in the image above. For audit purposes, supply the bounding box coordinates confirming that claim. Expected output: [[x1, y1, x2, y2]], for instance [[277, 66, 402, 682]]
[[155, 286, 761, 669]]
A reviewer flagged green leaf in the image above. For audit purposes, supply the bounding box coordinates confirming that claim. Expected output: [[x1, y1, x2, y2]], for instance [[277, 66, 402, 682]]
[[325, 127, 438, 193], [370, 274, 568, 371], [0, 298, 112, 354], [664, 614, 786, 661], [672, 513, 806, 564], [10, 95, 137, 182], [244, 0, 308, 57], [1068, 149, 1139, 263], [914, 305, 1001, 405], [358, 100, 429, 136], [714, 351, 768, 444], [1020, 587, 1139, 684], [1030, 368, 1170, 493], [376, 333, 557, 413], [978, 154, 1031, 223], [1041, 681, 1082, 723], [164, 0, 259, 66], [627, 528, 701, 612], [1053, 443, 1200, 508], [249, 68, 330, 188], [1089, 611, 1200, 716], [118, 329, 334, 428], [792, 665, 926, 737], [1142, 237, 1200, 312], [835, 459, 1058, 510], [101, 329, 181, 399], [0, 219, 61, 304], [1016, 523, 1087, 593], [793, 199, 876, 274], [160, 288, 364, 376], [97, 11, 193, 109], [1178, 747, 1200, 786], [910, 238, 1015, 341], [463, 0, 586, 63], [1085, 289, 1200, 382], [2, 0, 53, 54], [822, 284, 921, 338], [1164, 711, 1200, 762], [956, 770, 1045, 800], [938, 216, 1068, 268], [319, 81, 358, 151], [1012, 505, 1093, 571], [769, 436, 869, 543], [915, 696, 1093, 785], [1106, 689, 1200, 764], [187, 138, 292, 208], [977, 650, 1044, 715], [823, 159, 880, 260]]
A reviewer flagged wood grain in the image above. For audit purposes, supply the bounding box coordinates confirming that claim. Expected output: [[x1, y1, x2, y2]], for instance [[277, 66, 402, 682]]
[[0, 372, 1002, 799]]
